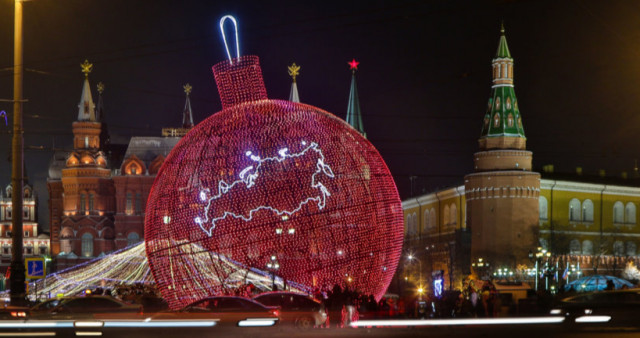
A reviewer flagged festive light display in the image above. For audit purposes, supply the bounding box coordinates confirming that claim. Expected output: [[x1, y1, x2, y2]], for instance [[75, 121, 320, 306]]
[[145, 34, 403, 309], [7, 242, 295, 299]]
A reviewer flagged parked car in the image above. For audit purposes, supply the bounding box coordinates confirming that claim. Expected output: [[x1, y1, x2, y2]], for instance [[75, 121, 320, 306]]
[[253, 291, 327, 329], [550, 289, 640, 327], [154, 296, 279, 327], [31, 295, 142, 320]]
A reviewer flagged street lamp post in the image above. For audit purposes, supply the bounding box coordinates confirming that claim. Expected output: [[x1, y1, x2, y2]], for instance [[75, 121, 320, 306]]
[[266, 255, 280, 291], [10, 0, 26, 306], [407, 254, 423, 299]]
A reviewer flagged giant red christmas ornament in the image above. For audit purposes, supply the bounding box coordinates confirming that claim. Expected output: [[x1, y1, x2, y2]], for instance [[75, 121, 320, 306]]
[[145, 54, 403, 309]]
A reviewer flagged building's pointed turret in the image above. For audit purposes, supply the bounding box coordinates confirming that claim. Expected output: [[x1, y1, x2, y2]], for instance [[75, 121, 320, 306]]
[[78, 60, 96, 122], [479, 25, 525, 150], [346, 59, 366, 138], [182, 84, 194, 129], [288, 63, 300, 103]]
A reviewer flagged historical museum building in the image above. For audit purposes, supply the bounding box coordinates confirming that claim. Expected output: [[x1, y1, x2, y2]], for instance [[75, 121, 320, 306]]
[[47, 61, 192, 270], [401, 26, 640, 291]]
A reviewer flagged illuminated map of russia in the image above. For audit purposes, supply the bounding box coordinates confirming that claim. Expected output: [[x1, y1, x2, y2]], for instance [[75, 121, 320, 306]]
[[195, 141, 335, 236]]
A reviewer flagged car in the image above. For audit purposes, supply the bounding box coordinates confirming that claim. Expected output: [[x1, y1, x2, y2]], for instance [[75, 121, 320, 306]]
[[550, 289, 640, 327], [253, 291, 327, 329], [31, 295, 142, 320], [154, 296, 279, 327]]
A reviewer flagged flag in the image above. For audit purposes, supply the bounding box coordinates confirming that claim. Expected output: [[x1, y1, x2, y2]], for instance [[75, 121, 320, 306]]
[[562, 265, 569, 280]]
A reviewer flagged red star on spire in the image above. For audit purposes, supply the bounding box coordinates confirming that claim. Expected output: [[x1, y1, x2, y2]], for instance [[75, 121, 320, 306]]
[[348, 59, 359, 71]]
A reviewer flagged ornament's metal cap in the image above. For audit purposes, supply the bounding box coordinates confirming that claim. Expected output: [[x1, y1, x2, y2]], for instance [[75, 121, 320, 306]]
[[213, 55, 268, 109]]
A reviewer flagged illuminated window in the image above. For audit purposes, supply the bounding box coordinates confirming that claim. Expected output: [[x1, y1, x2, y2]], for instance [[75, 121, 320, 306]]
[[582, 240, 593, 255], [506, 97, 511, 110], [507, 113, 514, 127], [423, 210, 429, 232], [495, 97, 500, 110], [81, 233, 93, 257], [126, 192, 133, 215], [627, 241, 637, 256], [84, 137, 89, 148], [443, 205, 450, 225], [493, 113, 500, 127], [429, 208, 436, 229], [626, 202, 636, 224], [539, 196, 548, 220], [569, 239, 581, 255], [569, 198, 581, 221], [127, 232, 140, 246], [614, 201, 624, 224], [613, 241, 624, 256], [450, 203, 457, 225], [582, 199, 594, 222]]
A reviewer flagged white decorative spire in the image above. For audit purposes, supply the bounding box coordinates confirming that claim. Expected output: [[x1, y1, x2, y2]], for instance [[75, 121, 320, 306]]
[[78, 60, 96, 122]]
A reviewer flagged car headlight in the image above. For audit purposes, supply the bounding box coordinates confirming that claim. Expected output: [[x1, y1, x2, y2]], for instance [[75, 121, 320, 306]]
[[549, 309, 562, 315]]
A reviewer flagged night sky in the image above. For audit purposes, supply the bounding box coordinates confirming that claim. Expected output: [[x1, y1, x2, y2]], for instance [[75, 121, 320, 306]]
[[0, 0, 639, 231]]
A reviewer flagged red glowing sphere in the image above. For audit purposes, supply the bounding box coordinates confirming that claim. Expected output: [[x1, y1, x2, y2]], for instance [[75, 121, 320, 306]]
[[145, 56, 403, 309]]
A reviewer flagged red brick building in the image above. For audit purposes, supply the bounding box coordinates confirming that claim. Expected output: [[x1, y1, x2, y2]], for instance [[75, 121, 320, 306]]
[[47, 62, 191, 270]]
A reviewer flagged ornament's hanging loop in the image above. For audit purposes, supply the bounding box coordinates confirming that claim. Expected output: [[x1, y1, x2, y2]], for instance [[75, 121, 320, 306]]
[[219, 15, 240, 64]]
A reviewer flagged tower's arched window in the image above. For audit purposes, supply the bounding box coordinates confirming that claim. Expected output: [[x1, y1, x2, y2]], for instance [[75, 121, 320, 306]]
[[614, 241, 625, 256], [493, 113, 500, 127], [627, 241, 637, 256], [539, 196, 548, 220], [569, 198, 581, 221], [582, 240, 593, 255], [626, 202, 636, 224], [582, 199, 594, 222], [127, 232, 140, 246], [80, 193, 86, 212], [443, 205, 450, 225], [614, 201, 625, 224], [81, 233, 93, 257], [88, 193, 94, 212], [450, 204, 457, 225], [126, 192, 133, 215], [569, 239, 581, 255], [507, 113, 514, 127]]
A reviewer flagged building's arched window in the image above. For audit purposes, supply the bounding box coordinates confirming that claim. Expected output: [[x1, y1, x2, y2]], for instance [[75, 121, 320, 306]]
[[135, 193, 142, 215], [88, 193, 94, 212], [127, 232, 140, 246], [443, 205, 450, 225], [582, 199, 594, 222], [539, 196, 548, 220], [423, 210, 430, 232], [126, 192, 133, 215], [614, 201, 624, 223], [627, 241, 637, 256], [613, 241, 625, 256], [569, 198, 581, 221], [569, 239, 581, 255], [582, 240, 593, 255], [411, 213, 418, 236], [493, 113, 500, 127], [429, 208, 436, 229], [80, 193, 86, 212], [81, 233, 93, 257], [507, 113, 514, 127], [450, 204, 457, 225], [626, 202, 636, 224]]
